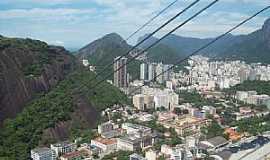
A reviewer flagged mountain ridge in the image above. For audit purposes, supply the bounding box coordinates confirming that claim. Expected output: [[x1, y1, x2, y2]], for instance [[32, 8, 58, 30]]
[[78, 33, 131, 64], [138, 17, 270, 63], [77, 33, 140, 80]]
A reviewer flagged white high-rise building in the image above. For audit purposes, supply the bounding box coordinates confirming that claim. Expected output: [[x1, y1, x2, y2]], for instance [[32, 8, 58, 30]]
[[140, 63, 148, 80], [114, 56, 128, 88], [148, 63, 156, 81], [31, 147, 56, 160], [156, 63, 164, 84], [164, 64, 172, 81]]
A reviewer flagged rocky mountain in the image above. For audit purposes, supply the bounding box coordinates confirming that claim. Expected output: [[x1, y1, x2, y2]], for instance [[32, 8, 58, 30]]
[[139, 18, 270, 63], [77, 33, 140, 80], [222, 18, 270, 63], [78, 33, 131, 65], [0, 36, 129, 159], [0, 36, 76, 126]]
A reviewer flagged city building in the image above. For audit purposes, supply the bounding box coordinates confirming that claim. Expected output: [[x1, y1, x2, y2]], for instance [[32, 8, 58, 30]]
[[159, 115, 210, 136], [98, 121, 114, 134], [50, 141, 76, 157], [133, 94, 154, 110], [133, 94, 145, 110], [122, 123, 152, 136], [145, 149, 158, 160], [114, 56, 128, 88], [130, 153, 147, 160], [156, 63, 164, 84], [202, 106, 217, 115], [140, 63, 148, 81], [142, 87, 179, 110], [117, 134, 153, 151], [200, 136, 228, 151], [170, 148, 185, 160], [60, 151, 84, 160], [97, 121, 121, 138], [148, 63, 156, 81], [31, 147, 56, 160], [90, 137, 117, 155], [117, 134, 143, 151], [136, 113, 154, 122], [163, 64, 172, 81], [158, 112, 177, 121]]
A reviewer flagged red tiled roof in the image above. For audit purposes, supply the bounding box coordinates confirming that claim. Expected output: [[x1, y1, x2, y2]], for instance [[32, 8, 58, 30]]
[[61, 151, 82, 158]]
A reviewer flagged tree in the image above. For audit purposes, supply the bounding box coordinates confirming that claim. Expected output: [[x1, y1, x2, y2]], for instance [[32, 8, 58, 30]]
[[202, 121, 224, 139], [173, 108, 182, 115]]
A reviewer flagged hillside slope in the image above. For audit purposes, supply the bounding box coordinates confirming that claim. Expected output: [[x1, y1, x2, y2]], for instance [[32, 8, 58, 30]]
[[0, 67, 129, 160], [147, 43, 183, 64], [0, 37, 76, 126], [78, 33, 131, 65], [77, 33, 140, 80]]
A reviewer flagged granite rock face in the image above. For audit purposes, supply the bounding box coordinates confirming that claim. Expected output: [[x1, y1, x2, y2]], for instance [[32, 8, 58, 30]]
[[262, 18, 270, 48], [0, 37, 76, 126]]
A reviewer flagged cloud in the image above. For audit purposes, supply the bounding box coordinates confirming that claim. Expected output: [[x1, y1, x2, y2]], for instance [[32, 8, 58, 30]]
[[50, 40, 65, 46], [0, 0, 268, 49], [0, 0, 77, 5], [0, 8, 95, 20], [225, 0, 270, 6]]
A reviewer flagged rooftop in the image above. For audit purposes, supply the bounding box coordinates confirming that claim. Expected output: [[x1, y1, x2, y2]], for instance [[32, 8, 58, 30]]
[[92, 137, 117, 145], [122, 123, 151, 131], [31, 147, 51, 153], [51, 141, 74, 147], [61, 151, 82, 159], [207, 136, 228, 147], [118, 134, 142, 143]]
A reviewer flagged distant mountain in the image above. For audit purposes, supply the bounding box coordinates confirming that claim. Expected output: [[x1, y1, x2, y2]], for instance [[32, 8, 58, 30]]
[[139, 18, 270, 63], [147, 43, 183, 64], [77, 33, 140, 79], [222, 18, 270, 63], [78, 33, 131, 65]]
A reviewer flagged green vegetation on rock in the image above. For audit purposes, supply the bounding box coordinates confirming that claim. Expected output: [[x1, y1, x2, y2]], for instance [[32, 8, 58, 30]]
[[0, 68, 129, 160], [0, 37, 53, 77]]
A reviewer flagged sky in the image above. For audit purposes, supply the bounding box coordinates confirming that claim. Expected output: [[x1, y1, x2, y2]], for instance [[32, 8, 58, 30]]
[[0, 0, 269, 50]]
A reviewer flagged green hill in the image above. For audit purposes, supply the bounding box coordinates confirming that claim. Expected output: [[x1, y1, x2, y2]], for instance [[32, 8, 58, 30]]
[[0, 68, 129, 160], [77, 33, 140, 80], [147, 43, 183, 64]]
